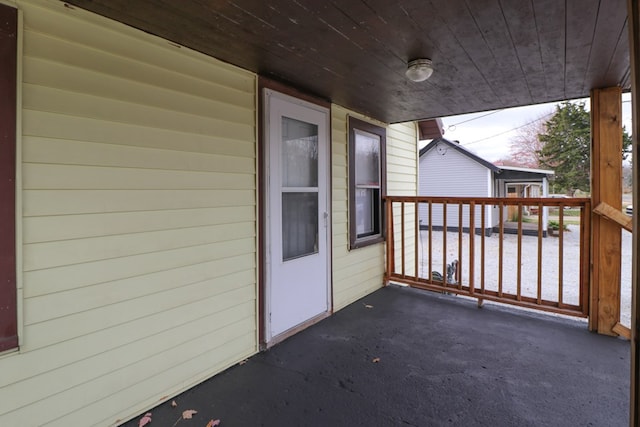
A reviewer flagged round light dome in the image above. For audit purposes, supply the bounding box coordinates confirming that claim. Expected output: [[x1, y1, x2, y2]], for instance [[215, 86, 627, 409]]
[[406, 58, 434, 82]]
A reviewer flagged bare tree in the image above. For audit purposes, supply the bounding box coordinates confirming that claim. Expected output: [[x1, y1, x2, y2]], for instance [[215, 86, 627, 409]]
[[494, 158, 523, 167], [507, 114, 549, 168], [624, 162, 633, 192]]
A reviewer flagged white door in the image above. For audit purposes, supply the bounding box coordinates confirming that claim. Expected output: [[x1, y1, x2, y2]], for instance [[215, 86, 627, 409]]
[[264, 89, 331, 342]]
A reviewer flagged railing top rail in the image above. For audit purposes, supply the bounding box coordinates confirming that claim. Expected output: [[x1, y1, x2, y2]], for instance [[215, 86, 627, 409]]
[[384, 195, 590, 206]]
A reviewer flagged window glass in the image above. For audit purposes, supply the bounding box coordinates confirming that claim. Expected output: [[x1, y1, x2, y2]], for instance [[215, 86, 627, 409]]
[[280, 116, 320, 261], [348, 117, 386, 249], [282, 192, 318, 261], [355, 188, 374, 235], [355, 129, 380, 186], [282, 117, 318, 187]]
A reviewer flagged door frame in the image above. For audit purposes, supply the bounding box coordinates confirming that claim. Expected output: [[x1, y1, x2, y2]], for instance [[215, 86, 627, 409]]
[[258, 78, 333, 348]]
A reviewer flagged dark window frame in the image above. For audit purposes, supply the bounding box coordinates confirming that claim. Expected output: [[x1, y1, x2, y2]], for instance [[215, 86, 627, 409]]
[[348, 116, 386, 250], [0, 3, 18, 352]]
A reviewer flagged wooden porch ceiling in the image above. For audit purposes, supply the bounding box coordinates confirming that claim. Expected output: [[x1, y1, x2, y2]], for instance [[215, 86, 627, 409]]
[[65, 0, 631, 124]]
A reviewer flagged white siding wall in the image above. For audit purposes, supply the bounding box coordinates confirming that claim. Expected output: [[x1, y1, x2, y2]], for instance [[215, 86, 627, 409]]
[[1, 1, 257, 426], [418, 146, 492, 230], [331, 106, 417, 309]]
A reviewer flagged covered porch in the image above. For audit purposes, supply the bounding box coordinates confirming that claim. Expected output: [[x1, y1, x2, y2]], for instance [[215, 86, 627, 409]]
[[56, 0, 640, 423], [0, 1, 638, 425], [122, 285, 628, 426]]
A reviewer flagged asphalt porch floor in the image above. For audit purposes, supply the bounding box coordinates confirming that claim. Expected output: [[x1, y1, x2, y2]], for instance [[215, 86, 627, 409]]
[[122, 285, 629, 427]]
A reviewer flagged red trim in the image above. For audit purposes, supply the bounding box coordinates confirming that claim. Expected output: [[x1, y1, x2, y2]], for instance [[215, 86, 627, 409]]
[[0, 3, 17, 352]]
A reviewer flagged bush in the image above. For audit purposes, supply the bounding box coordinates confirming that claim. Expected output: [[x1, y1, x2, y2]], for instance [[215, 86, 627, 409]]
[[548, 220, 568, 231]]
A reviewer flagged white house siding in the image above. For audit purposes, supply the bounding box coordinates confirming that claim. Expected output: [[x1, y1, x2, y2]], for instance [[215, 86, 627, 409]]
[[331, 106, 417, 310], [1, 1, 257, 426], [418, 146, 493, 231]]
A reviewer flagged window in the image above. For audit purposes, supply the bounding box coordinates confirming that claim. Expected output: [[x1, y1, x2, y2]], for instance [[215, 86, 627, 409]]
[[0, 3, 18, 352], [348, 117, 386, 249]]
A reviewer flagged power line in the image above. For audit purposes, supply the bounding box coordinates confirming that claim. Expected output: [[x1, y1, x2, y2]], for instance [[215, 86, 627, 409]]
[[447, 109, 504, 130], [461, 112, 554, 146]]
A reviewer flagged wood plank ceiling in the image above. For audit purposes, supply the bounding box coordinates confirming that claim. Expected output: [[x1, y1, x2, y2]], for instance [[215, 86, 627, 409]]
[[65, 0, 630, 124]]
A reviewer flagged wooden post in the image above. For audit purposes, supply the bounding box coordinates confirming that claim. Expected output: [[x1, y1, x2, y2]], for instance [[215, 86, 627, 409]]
[[590, 87, 623, 335], [385, 198, 394, 284], [628, 0, 640, 425]]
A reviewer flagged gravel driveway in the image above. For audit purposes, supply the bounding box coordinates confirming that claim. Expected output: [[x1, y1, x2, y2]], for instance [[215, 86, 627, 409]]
[[418, 226, 632, 326]]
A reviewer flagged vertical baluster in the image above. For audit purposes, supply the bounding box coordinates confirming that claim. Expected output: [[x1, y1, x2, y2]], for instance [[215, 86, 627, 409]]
[[517, 204, 523, 301], [414, 201, 419, 280], [442, 202, 447, 287], [469, 201, 475, 295], [388, 200, 395, 276], [401, 202, 406, 278], [498, 201, 504, 297], [558, 203, 564, 306], [479, 202, 486, 307], [428, 201, 433, 281], [458, 203, 463, 289], [537, 202, 543, 305]]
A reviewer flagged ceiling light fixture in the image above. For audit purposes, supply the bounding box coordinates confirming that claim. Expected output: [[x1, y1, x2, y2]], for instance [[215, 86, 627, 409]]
[[406, 58, 434, 82]]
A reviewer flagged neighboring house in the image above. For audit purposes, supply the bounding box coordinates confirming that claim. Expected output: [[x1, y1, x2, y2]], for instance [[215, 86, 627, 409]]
[[418, 138, 553, 236], [0, 2, 418, 426]]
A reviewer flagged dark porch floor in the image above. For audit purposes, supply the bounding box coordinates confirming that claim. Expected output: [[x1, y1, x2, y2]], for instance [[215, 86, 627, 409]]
[[123, 285, 629, 427]]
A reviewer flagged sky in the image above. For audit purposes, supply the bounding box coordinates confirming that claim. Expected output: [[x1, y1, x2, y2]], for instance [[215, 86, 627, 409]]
[[422, 92, 633, 162]]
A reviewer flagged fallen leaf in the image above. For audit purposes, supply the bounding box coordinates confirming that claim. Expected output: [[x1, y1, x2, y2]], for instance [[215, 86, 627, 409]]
[[372, 357, 380, 363], [182, 410, 198, 420], [238, 359, 248, 365], [206, 420, 221, 427], [139, 413, 152, 427], [364, 304, 373, 309], [171, 400, 178, 407]]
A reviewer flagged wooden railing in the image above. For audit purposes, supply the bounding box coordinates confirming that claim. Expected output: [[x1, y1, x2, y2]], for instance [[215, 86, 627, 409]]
[[384, 196, 591, 317]]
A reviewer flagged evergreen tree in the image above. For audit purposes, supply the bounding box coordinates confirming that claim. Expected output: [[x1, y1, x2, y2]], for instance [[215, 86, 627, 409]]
[[537, 101, 632, 195]]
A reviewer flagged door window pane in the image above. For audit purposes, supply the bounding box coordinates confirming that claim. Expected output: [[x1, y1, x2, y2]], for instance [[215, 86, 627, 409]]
[[282, 117, 318, 187], [282, 192, 318, 261]]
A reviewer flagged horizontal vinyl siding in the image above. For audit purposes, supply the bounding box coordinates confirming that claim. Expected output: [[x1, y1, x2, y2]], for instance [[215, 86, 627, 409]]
[[419, 147, 490, 197], [331, 107, 417, 309], [1, 2, 257, 426], [387, 123, 418, 196], [418, 147, 491, 229], [331, 106, 384, 310], [388, 123, 418, 276]]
